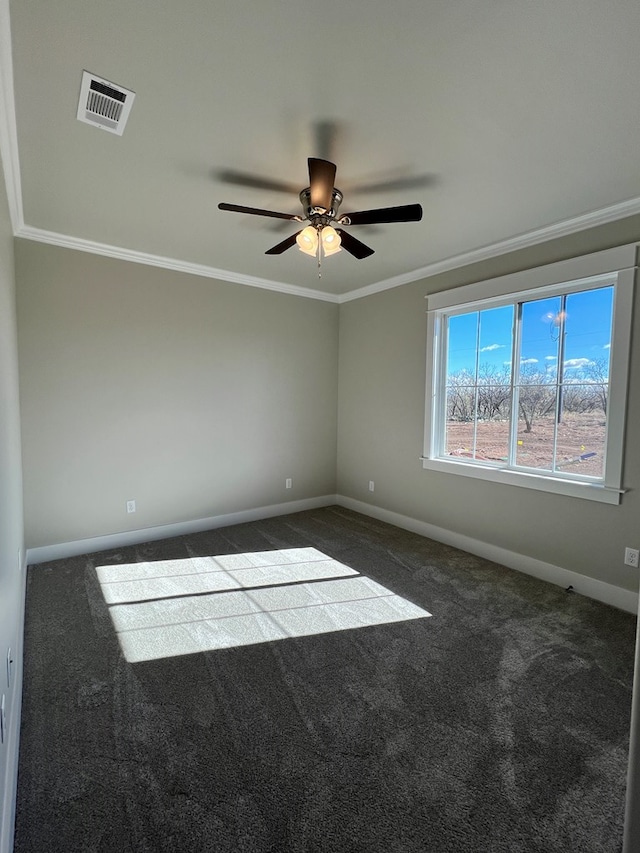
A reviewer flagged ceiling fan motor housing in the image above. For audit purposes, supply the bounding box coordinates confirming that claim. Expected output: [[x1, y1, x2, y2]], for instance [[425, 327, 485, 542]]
[[299, 187, 343, 224]]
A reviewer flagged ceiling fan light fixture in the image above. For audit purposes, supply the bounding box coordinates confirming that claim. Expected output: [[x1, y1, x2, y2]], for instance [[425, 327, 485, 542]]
[[296, 225, 318, 256]]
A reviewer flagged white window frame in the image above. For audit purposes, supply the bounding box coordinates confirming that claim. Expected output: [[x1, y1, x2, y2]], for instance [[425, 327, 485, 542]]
[[423, 243, 638, 505]]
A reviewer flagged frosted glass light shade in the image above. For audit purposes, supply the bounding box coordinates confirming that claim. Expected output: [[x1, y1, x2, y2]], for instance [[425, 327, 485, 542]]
[[321, 225, 342, 256], [296, 226, 318, 256]]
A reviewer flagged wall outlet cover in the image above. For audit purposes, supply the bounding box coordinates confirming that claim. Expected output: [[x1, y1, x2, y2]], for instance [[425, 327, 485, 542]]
[[624, 547, 639, 568]]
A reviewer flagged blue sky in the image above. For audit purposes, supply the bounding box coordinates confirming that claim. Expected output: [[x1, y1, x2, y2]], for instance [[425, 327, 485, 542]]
[[446, 286, 613, 380]]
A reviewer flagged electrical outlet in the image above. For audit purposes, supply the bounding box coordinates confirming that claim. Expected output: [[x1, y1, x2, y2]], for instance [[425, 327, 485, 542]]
[[126, 500, 136, 514], [285, 478, 292, 489], [624, 547, 639, 568], [368, 481, 375, 492]]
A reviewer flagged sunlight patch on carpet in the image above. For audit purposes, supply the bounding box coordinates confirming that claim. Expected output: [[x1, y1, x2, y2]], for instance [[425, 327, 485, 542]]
[[96, 548, 431, 662]]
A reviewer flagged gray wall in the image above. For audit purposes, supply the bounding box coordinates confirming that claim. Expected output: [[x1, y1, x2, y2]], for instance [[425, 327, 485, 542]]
[[0, 154, 24, 848], [12, 215, 640, 595], [337, 216, 640, 593], [15, 241, 338, 548]]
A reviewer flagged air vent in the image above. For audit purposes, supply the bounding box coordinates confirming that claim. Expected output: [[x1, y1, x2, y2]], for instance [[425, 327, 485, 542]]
[[77, 71, 135, 136]]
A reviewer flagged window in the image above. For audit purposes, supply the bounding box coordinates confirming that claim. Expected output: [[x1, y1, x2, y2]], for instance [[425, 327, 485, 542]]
[[423, 244, 637, 504]]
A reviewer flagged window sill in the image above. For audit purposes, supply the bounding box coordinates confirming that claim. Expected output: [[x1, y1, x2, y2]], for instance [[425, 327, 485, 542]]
[[421, 457, 623, 504]]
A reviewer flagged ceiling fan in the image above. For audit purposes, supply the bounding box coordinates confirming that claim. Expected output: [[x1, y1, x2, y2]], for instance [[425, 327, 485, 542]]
[[218, 157, 423, 264]]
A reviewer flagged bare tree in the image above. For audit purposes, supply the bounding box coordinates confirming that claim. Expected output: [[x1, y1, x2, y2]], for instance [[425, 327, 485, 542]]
[[446, 369, 475, 422], [561, 383, 597, 414], [584, 358, 609, 415], [477, 364, 511, 421], [517, 364, 556, 433], [446, 364, 512, 424]]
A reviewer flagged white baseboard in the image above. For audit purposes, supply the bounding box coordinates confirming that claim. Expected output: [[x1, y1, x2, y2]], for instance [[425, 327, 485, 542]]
[[0, 556, 27, 853], [25, 492, 638, 612], [336, 495, 639, 614], [26, 495, 338, 565]]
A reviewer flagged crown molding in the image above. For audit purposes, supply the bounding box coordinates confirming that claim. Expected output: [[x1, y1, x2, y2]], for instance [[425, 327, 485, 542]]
[[15, 225, 340, 303], [338, 195, 640, 303], [0, 0, 24, 232], [14, 193, 640, 305]]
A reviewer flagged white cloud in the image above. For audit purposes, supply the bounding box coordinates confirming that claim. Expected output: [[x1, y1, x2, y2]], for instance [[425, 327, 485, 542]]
[[603, 343, 611, 349], [520, 357, 539, 364], [545, 355, 557, 361], [564, 357, 594, 369], [480, 343, 504, 352]]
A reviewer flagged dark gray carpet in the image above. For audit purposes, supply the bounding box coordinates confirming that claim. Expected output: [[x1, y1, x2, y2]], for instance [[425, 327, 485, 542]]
[[14, 506, 635, 852]]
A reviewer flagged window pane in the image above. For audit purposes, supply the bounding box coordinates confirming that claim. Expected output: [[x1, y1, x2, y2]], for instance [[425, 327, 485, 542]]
[[515, 385, 557, 470], [475, 393, 511, 463], [444, 306, 515, 462], [520, 296, 561, 378], [478, 305, 514, 384], [447, 312, 478, 381], [444, 387, 475, 457], [561, 287, 613, 426], [555, 387, 606, 478], [563, 287, 613, 375]]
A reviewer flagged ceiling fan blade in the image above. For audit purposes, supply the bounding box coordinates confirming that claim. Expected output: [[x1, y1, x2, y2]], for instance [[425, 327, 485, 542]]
[[215, 169, 299, 194], [335, 228, 374, 259], [341, 203, 423, 226], [218, 202, 300, 221], [347, 174, 437, 195], [265, 233, 300, 255], [308, 158, 336, 212], [313, 120, 340, 163]]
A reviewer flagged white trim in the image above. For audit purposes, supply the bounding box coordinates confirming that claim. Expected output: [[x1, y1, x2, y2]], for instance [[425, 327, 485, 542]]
[[435, 271, 620, 318], [25, 495, 338, 565], [15, 226, 340, 303], [25, 491, 636, 611], [607, 266, 635, 484], [425, 243, 638, 311], [336, 495, 638, 614], [12, 209, 640, 305], [338, 199, 640, 303], [0, 0, 24, 232], [420, 457, 623, 504], [0, 554, 27, 853]]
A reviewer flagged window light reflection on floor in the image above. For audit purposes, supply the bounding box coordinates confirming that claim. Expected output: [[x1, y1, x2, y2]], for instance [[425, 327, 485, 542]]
[[96, 547, 431, 663]]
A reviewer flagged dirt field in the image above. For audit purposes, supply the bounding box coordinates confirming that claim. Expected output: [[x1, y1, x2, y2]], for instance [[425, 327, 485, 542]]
[[445, 412, 606, 477]]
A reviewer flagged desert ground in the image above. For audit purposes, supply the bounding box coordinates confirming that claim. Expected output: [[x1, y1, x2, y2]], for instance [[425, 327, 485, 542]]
[[445, 412, 606, 477]]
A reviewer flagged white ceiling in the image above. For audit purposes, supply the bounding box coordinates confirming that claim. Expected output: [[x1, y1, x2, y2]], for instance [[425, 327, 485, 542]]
[[2, 0, 640, 299]]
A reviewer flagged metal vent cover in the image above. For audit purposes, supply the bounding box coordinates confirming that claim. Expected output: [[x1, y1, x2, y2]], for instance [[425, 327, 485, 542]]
[[77, 71, 135, 136]]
